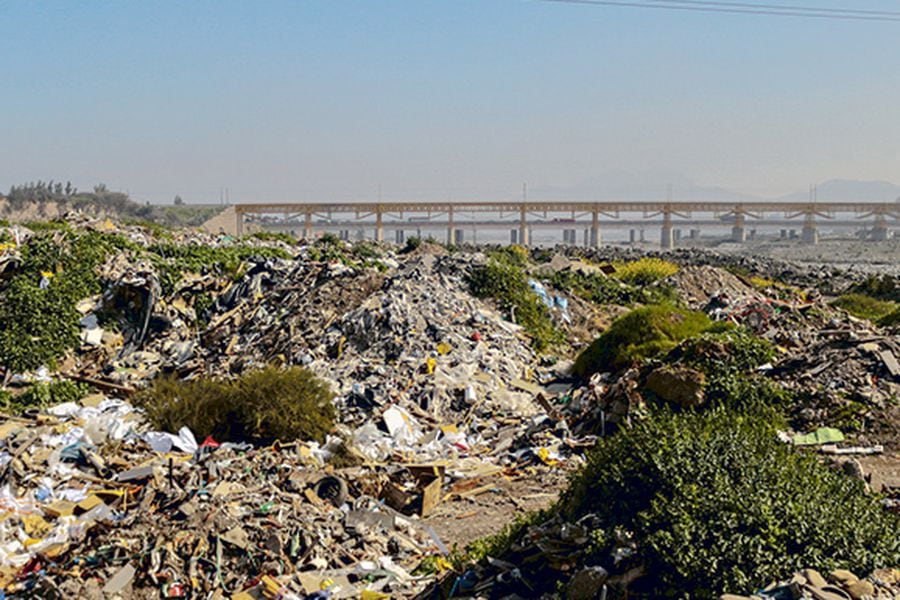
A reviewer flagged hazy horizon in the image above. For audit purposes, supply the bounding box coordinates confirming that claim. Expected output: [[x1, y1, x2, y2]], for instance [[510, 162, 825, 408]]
[[3, 1, 899, 204]]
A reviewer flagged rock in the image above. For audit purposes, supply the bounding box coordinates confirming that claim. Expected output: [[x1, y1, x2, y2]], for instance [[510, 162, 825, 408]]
[[844, 580, 874, 600], [645, 365, 706, 408], [801, 568, 829, 589], [566, 566, 608, 599]]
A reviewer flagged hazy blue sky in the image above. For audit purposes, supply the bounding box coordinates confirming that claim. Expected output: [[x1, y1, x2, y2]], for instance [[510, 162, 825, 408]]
[[2, 0, 899, 203]]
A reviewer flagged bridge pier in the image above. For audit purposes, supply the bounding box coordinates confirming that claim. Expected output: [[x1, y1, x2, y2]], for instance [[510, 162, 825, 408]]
[[731, 226, 746, 243], [590, 208, 601, 248], [374, 208, 384, 242], [872, 212, 889, 240], [660, 226, 674, 249], [519, 205, 529, 247], [447, 206, 455, 245], [304, 210, 313, 240]]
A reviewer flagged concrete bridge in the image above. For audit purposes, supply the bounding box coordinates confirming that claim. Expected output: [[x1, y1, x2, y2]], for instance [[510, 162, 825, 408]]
[[210, 201, 899, 249]]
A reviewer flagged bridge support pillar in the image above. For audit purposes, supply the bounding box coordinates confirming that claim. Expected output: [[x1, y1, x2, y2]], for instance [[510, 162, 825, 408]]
[[800, 210, 818, 244], [510, 229, 518, 244], [304, 210, 313, 240], [519, 205, 529, 247], [235, 209, 244, 237], [447, 206, 456, 245], [590, 208, 601, 248], [661, 226, 674, 249], [731, 226, 746, 243], [374, 208, 384, 242], [872, 213, 889, 240]]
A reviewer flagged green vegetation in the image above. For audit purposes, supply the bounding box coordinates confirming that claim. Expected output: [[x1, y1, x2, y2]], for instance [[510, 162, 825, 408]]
[[4, 182, 223, 227], [550, 269, 676, 307], [574, 305, 719, 376], [402, 236, 423, 253], [146, 242, 292, 294], [831, 293, 897, 322], [249, 231, 296, 245], [879, 306, 900, 328], [136, 366, 336, 444], [611, 257, 679, 286], [666, 329, 789, 414], [0, 228, 133, 372], [0, 380, 91, 414], [0, 223, 294, 371], [468, 246, 563, 351], [848, 275, 900, 303], [563, 409, 900, 599]]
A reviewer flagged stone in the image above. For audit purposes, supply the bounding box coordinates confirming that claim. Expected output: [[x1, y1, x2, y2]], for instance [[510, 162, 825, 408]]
[[567, 566, 608, 599], [645, 365, 706, 408], [844, 580, 874, 600], [801, 568, 829, 589]]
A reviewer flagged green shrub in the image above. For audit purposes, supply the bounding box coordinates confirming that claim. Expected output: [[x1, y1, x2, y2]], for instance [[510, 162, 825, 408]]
[[136, 366, 336, 444], [574, 305, 716, 376], [468, 253, 563, 351], [673, 328, 775, 376], [402, 236, 422, 253], [0, 229, 134, 372], [612, 257, 679, 286], [831, 293, 897, 322], [551, 270, 677, 306], [879, 307, 900, 328], [0, 380, 91, 414], [563, 409, 900, 598], [249, 230, 295, 245], [848, 275, 900, 303]]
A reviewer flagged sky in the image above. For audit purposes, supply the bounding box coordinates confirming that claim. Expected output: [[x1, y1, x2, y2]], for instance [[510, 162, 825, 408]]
[[2, 0, 899, 204]]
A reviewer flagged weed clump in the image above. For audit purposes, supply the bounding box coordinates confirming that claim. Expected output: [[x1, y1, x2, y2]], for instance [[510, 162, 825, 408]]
[[0, 228, 133, 372], [0, 380, 91, 414], [574, 305, 718, 376], [611, 257, 679, 286], [563, 409, 900, 598], [831, 293, 897, 322], [468, 247, 563, 351], [136, 366, 336, 444], [550, 269, 677, 306]]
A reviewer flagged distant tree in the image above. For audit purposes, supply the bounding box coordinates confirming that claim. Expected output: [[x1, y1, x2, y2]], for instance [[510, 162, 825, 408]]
[[174, 195, 184, 205]]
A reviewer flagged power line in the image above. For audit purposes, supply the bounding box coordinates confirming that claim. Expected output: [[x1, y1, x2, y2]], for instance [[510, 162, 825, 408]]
[[654, 0, 900, 17], [537, 0, 900, 21]]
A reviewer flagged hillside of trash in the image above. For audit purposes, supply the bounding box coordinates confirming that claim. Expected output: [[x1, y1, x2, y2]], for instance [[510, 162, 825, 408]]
[[0, 216, 897, 599]]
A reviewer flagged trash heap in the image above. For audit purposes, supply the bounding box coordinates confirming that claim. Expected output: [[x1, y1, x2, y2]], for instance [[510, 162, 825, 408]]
[[0, 397, 446, 598], [1, 220, 593, 598], [721, 567, 900, 600]]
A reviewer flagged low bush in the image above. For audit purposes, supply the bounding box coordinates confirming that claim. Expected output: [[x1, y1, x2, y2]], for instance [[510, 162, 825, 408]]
[[468, 249, 563, 351], [550, 270, 676, 306], [848, 275, 900, 303], [249, 231, 296, 245], [563, 409, 900, 598], [136, 366, 335, 444], [611, 257, 679, 286], [879, 307, 900, 328], [831, 293, 897, 322], [0, 380, 91, 414], [402, 236, 422, 253], [0, 229, 133, 372], [574, 305, 718, 376]]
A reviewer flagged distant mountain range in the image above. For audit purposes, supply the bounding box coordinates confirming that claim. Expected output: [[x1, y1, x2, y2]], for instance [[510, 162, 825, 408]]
[[531, 175, 900, 203]]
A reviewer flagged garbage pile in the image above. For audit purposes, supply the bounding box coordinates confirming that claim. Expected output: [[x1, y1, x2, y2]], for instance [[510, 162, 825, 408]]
[[721, 567, 900, 600], [1, 220, 594, 597], [0, 397, 448, 598]]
